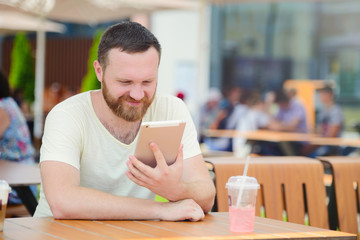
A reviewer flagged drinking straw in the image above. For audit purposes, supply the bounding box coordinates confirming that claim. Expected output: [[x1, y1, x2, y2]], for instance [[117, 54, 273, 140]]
[[235, 156, 251, 207], [243, 155, 251, 177]]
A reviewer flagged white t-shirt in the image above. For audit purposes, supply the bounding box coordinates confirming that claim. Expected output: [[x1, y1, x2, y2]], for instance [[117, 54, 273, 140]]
[[34, 91, 201, 217]]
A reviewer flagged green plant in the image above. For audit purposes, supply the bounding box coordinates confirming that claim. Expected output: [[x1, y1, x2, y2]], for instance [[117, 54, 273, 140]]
[[80, 29, 104, 92], [8, 32, 35, 102]]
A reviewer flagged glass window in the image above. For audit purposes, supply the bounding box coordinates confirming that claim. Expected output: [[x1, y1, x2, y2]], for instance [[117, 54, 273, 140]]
[[211, 0, 360, 104]]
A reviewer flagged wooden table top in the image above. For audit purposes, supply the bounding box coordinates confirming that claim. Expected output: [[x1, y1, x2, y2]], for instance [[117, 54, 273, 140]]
[[205, 129, 360, 147], [2, 212, 356, 240], [0, 159, 41, 186], [205, 129, 316, 142]]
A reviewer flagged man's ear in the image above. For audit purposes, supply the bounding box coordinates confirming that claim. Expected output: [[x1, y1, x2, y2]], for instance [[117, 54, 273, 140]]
[[93, 60, 103, 82]]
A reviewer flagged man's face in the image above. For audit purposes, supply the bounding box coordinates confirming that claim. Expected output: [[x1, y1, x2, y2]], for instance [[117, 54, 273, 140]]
[[99, 47, 159, 122], [319, 91, 332, 105]]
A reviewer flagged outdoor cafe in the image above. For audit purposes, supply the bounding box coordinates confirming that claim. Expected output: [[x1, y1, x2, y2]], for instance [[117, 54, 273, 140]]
[[1, 0, 360, 239]]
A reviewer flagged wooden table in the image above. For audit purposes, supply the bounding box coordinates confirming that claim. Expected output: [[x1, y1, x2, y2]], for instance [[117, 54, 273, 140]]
[[0, 159, 41, 215], [205, 129, 316, 142], [2, 212, 356, 240], [205, 129, 360, 155], [205, 129, 316, 155]]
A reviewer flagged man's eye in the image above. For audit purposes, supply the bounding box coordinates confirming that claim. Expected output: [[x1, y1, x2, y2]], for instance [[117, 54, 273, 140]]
[[120, 81, 131, 84]]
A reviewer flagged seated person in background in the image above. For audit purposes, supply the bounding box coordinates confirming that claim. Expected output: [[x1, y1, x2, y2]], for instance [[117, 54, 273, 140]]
[[233, 92, 271, 157], [262, 89, 308, 155], [0, 70, 37, 204], [198, 87, 222, 143], [205, 86, 246, 151], [302, 86, 344, 156], [268, 89, 308, 133], [34, 21, 215, 221]]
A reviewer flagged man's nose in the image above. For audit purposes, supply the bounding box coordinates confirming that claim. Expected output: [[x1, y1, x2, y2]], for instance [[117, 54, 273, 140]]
[[129, 85, 145, 101]]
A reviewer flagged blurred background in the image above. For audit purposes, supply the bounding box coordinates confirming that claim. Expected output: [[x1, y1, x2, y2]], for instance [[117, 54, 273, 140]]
[[1, 0, 360, 146]]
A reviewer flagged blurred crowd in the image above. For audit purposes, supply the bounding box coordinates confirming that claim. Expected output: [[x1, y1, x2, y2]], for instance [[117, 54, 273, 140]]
[[197, 85, 352, 158]]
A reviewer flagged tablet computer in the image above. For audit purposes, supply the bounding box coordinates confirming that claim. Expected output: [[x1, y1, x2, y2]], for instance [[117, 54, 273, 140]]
[[134, 120, 186, 168]]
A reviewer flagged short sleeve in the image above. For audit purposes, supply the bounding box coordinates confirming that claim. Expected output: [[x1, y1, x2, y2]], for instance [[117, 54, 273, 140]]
[[40, 107, 83, 170], [329, 106, 344, 126], [172, 99, 201, 160]]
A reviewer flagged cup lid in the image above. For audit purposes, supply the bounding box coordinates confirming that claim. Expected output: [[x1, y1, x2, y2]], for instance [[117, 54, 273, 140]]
[[225, 176, 260, 189], [0, 180, 11, 192]]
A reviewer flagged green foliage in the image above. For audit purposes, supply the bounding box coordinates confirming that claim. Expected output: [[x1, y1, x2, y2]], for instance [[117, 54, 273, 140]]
[[80, 29, 104, 92], [8, 32, 35, 102]]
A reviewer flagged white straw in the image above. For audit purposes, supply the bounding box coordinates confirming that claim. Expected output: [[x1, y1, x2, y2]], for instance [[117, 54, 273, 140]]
[[236, 156, 251, 207], [243, 155, 251, 176]]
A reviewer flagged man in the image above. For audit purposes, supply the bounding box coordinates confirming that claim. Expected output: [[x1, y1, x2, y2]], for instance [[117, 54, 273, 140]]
[[205, 86, 245, 151], [34, 21, 215, 221], [260, 89, 308, 155], [303, 86, 344, 156], [317, 86, 343, 138], [269, 89, 308, 134]]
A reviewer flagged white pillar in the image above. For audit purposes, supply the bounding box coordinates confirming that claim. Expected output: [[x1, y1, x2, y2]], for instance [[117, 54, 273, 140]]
[[33, 28, 45, 139]]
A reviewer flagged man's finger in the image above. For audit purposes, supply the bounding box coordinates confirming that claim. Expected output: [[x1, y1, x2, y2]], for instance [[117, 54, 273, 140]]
[[150, 142, 168, 168], [173, 144, 184, 167], [127, 158, 153, 184]]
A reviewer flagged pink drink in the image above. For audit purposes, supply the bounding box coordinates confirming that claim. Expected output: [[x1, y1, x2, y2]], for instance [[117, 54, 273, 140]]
[[229, 206, 255, 232]]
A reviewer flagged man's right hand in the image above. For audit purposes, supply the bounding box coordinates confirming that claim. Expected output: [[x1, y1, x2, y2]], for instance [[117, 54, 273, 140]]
[[159, 199, 205, 222]]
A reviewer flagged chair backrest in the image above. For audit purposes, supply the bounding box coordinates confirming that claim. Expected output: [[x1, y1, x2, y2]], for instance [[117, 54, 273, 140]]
[[318, 156, 360, 236], [206, 156, 329, 229]]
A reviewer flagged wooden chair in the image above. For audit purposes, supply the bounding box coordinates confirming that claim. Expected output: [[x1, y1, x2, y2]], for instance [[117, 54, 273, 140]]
[[5, 204, 31, 218], [206, 156, 329, 229], [317, 156, 360, 237]]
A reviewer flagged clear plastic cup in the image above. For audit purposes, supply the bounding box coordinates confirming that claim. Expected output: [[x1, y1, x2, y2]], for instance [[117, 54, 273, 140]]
[[0, 180, 11, 231], [226, 176, 259, 233]]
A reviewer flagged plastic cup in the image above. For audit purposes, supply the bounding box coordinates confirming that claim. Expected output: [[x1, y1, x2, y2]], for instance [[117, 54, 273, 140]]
[[226, 176, 259, 233], [0, 180, 11, 231]]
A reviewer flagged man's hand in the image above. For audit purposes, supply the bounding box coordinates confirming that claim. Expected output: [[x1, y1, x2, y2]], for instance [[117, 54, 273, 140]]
[[159, 199, 205, 221], [126, 142, 185, 201]]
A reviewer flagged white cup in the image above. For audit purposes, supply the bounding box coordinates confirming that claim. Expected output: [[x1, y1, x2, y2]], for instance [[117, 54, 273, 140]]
[[0, 180, 11, 231], [226, 176, 259, 233]]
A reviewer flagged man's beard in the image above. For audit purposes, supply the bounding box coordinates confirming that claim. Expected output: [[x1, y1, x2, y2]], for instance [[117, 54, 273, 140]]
[[102, 80, 155, 122]]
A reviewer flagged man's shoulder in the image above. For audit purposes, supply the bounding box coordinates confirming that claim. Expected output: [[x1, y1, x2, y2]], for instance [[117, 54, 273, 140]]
[[151, 94, 183, 106], [49, 91, 92, 115], [145, 94, 187, 121]]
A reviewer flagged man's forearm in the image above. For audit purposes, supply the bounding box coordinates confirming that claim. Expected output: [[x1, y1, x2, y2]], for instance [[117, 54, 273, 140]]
[[48, 185, 205, 221], [49, 185, 163, 220]]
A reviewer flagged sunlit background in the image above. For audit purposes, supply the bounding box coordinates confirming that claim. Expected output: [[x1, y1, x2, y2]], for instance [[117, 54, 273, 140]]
[[1, 0, 360, 138]]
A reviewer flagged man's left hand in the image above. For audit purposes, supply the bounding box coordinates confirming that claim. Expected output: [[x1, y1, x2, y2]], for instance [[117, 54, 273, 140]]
[[126, 142, 185, 201]]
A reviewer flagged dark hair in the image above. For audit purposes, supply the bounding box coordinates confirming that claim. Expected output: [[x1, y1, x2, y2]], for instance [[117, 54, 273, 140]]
[[275, 89, 289, 104], [247, 92, 262, 107], [319, 86, 334, 94], [97, 21, 161, 70], [0, 70, 10, 98]]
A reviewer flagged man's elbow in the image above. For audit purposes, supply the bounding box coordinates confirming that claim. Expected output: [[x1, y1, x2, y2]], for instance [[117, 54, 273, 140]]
[[48, 198, 75, 219], [203, 185, 216, 213]]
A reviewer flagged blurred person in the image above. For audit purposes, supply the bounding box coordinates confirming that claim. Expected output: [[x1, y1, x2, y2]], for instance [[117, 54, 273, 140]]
[[198, 87, 222, 143], [34, 21, 215, 221], [210, 86, 242, 130], [263, 89, 308, 155], [303, 86, 344, 156], [233, 92, 271, 157], [11, 88, 34, 140], [317, 86, 344, 138], [205, 86, 245, 151], [0, 69, 36, 204], [268, 89, 308, 133]]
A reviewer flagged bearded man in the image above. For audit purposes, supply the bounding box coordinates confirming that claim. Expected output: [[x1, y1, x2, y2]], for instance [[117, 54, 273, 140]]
[[34, 21, 215, 221]]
